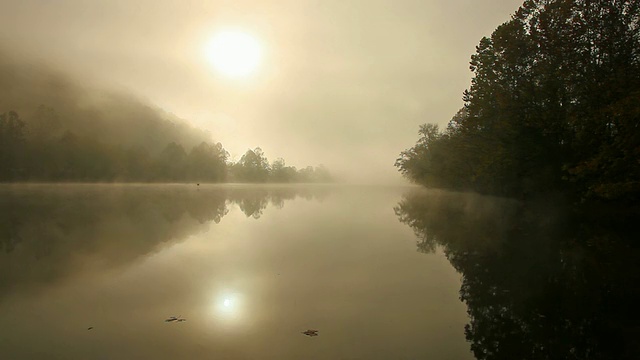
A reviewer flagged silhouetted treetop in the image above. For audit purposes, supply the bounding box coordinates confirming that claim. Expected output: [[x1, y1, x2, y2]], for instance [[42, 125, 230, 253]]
[[397, 0, 640, 202]]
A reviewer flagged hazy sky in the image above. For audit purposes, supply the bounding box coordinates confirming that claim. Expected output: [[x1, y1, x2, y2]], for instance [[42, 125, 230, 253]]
[[0, 0, 523, 183]]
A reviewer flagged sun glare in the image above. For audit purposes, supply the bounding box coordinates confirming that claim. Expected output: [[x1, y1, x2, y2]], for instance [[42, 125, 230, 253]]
[[204, 30, 262, 78], [213, 292, 243, 319]]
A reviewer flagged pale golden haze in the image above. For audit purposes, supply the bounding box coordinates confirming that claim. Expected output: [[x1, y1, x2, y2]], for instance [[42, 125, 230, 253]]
[[0, 0, 522, 183], [204, 30, 263, 78]]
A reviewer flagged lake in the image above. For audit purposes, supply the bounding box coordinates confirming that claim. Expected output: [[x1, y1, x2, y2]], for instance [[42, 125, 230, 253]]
[[0, 184, 637, 359]]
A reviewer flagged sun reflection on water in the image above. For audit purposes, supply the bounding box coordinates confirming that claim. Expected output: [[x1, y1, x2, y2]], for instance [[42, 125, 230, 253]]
[[214, 292, 243, 319]]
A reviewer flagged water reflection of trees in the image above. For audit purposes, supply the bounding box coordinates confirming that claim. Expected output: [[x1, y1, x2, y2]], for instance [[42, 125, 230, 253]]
[[0, 184, 329, 297], [395, 190, 640, 359], [226, 185, 329, 219]]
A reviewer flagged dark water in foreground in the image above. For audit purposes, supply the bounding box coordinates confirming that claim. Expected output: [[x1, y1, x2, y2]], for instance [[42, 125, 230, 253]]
[[0, 184, 638, 359]]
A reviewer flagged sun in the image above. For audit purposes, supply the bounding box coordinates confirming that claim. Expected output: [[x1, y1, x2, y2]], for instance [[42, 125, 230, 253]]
[[204, 30, 262, 78]]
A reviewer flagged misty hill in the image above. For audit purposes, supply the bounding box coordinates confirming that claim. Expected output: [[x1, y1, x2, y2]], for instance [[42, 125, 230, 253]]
[[0, 55, 211, 153], [0, 53, 332, 183]]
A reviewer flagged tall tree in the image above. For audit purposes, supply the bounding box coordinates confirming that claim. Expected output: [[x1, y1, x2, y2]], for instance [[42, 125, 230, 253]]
[[232, 147, 271, 182], [187, 142, 228, 182], [0, 111, 27, 180], [397, 0, 640, 201]]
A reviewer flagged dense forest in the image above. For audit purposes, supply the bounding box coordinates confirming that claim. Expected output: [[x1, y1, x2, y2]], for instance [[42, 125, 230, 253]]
[[396, 0, 639, 203], [0, 58, 331, 183], [0, 109, 331, 183]]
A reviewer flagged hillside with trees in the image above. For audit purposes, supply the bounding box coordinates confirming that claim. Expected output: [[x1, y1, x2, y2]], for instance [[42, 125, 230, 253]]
[[396, 0, 639, 203], [0, 58, 331, 183], [0, 110, 332, 183]]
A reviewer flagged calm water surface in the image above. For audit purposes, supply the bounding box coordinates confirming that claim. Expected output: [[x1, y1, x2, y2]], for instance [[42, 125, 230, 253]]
[[0, 184, 470, 360], [1, 184, 638, 359]]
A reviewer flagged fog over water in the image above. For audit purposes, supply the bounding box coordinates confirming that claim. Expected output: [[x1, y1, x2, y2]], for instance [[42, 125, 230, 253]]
[[2, 184, 636, 359], [0, 0, 522, 183], [0, 184, 471, 359], [2, 1, 637, 359]]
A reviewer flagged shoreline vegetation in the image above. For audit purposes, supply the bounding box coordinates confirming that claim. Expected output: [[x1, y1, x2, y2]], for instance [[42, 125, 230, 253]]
[[392, 2, 640, 356], [0, 56, 332, 184], [0, 108, 332, 184], [395, 0, 639, 204]]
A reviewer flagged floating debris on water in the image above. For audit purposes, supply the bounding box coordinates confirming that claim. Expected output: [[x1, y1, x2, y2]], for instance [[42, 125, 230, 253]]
[[87, 327, 94, 330], [165, 316, 186, 323], [301, 329, 319, 337]]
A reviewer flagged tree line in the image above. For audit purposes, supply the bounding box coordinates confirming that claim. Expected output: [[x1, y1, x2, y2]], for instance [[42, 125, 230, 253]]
[[0, 107, 332, 183], [396, 0, 639, 203]]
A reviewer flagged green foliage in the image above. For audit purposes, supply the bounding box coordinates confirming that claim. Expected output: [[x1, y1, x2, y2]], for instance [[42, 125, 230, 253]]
[[155, 142, 188, 181], [187, 142, 228, 182], [396, 0, 640, 202], [269, 158, 298, 183], [0, 111, 27, 180], [0, 108, 332, 183], [229, 148, 333, 183], [230, 147, 271, 182]]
